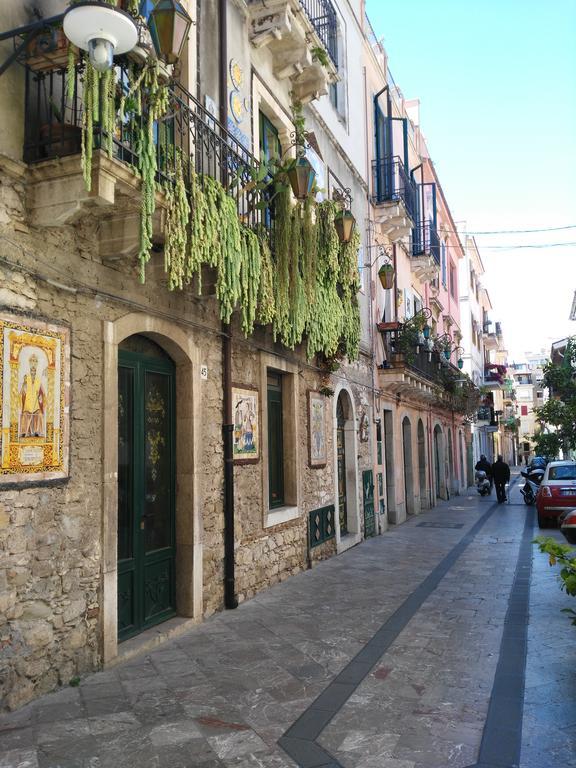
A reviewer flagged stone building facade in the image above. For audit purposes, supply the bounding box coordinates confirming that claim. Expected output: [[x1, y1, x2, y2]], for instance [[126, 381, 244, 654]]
[[0, 0, 378, 710]]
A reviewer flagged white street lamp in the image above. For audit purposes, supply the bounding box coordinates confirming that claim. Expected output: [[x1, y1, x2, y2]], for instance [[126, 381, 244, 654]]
[[63, 1, 137, 72]]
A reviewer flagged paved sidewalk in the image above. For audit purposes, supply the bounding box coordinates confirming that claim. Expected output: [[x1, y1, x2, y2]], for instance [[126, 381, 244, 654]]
[[1, 478, 575, 768]]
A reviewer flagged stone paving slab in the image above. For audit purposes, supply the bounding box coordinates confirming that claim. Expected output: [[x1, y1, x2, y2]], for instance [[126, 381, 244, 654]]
[[1, 479, 575, 767]]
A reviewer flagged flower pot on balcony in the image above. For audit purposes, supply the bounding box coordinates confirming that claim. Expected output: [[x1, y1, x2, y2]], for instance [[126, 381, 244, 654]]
[[287, 156, 316, 201], [39, 122, 82, 159], [378, 263, 395, 290]]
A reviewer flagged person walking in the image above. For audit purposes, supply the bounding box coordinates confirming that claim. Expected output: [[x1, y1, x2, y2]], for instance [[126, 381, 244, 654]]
[[492, 455, 510, 503], [475, 454, 492, 484]]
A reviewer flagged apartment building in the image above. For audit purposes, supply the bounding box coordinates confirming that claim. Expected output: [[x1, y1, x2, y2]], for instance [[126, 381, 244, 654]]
[[363, 12, 474, 523]]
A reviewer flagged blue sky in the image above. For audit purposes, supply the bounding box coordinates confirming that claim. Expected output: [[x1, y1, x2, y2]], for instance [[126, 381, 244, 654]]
[[365, 0, 576, 360]]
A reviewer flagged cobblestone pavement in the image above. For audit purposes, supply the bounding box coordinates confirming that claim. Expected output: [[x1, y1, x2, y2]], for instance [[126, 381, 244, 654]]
[[1, 474, 575, 768]]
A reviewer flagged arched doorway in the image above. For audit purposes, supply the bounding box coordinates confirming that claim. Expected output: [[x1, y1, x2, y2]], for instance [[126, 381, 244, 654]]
[[335, 389, 359, 544], [448, 428, 454, 498], [102, 313, 201, 664], [417, 419, 427, 509], [118, 335, 176, 640], [433, 424, 444, 499], [402, 416, 415, 516]]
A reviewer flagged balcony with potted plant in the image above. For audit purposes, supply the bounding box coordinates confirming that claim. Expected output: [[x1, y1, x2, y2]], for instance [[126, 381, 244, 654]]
[[1, 4, 363, 363]]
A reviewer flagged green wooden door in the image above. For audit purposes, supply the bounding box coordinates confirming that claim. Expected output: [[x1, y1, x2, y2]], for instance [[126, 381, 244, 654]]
[[118, 350, 176, 641], [363, 469, 375, 537], [337, 398, 348, 535]]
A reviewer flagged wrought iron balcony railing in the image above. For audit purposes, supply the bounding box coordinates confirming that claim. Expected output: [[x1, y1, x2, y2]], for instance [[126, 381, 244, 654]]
[[372, 156, 418, 223], [412, 219, 440, 263], [23, 61, 264, 229], [379, 327, 444, 386], [298, 0, 338, 67]]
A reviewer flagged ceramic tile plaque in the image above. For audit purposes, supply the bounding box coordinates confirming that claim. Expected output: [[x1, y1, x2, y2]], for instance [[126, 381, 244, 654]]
[[308, 390, 327, 468], [232, 385, 259, 463], [0, 314, 70, 484]]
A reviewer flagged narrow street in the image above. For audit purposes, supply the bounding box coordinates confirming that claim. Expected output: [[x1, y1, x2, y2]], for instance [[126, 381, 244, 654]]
[[1, 476, 574, 768]]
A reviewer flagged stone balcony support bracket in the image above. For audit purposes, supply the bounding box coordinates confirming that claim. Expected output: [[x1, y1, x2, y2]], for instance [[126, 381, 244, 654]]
[[26, 151, 167, 260], [247, 0, 338, 103]]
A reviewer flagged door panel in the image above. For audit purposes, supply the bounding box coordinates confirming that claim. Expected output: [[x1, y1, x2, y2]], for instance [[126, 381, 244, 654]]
[[337, 399, 347, 535], [363, 469, 375, 537], [118, 350, 175, 641]]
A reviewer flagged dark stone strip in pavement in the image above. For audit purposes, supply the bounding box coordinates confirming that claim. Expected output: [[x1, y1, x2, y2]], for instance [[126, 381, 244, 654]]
[[280, 491, 512, 768], [470, 505, 534, 768]]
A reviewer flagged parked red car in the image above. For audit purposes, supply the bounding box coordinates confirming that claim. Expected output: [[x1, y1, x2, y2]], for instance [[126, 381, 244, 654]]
[[536, 461, 576, 528]]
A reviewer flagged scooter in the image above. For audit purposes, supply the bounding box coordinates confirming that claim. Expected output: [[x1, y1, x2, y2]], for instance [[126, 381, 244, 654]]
[[475, 470, 491, 496], [519, 466, 544, 505]]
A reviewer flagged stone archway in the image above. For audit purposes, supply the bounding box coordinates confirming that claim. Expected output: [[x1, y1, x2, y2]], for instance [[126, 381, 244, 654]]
[[102, 313, 202, 663], [333, 386, 360, 552], [417, 419, 428, 509], [402, 416, 415, 516]]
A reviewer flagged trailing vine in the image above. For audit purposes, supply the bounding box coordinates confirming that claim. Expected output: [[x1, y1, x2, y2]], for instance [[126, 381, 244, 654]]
[[163, 149, 190, 290], [238, 226, 262, 335], [339, 228, 361, 359], [67, 39, 363, 357], [272, 183, 292, 344], [255, 227, 275, 326]]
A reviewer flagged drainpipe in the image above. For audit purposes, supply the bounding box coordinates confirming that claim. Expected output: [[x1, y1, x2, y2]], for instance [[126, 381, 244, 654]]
[[219, 0, 237, 610]]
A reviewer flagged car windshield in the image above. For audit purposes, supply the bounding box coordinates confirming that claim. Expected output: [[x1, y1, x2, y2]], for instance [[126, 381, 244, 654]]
[[548, 466, 576, 480]]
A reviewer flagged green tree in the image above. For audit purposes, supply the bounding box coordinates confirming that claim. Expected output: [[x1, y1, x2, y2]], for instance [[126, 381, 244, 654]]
[[533, 337, 576, 455], [534, 537, 576, 625]]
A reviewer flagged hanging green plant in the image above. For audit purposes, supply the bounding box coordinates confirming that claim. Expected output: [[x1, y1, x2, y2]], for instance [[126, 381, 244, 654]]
[[339, 228, 361, 359], [255, 227, 275, 326], [186, 172, 220, 291], [305, 200, 345, 359], [163, 149, 190, 290], [214, 182, 242, 323], [285, 202, 307, 348], [137, 62, 169, 281], [301, 195, 318, 307], [272, 183, 292, 344], [238, 226, 261, 336]]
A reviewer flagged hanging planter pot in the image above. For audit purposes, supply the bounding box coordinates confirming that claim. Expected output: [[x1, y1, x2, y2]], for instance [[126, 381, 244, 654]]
[[334, 209, 356, 244], [378, 263, 395, 290], [286, 156, 316, 201]]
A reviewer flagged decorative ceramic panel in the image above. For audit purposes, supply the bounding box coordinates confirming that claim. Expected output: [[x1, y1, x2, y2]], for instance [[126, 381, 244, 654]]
[[0, 314, 70, 485], [308, 391, 327, 468], [232, 385, 259, 463]]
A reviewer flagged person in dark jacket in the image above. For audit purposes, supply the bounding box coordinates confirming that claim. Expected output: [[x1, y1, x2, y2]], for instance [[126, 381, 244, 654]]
[[492, 455, 510, 503], [475, 455, 492, 477]]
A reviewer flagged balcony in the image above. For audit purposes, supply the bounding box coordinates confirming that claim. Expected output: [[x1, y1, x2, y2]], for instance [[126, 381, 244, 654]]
[[371, 156, 417, 241], [377, 326, 474, 411], [483, 331, 499, 351], [23, 62, 264, 260], [483, 365, 506, 390], [410, 219, 440, 282], [246, 0, 338, 102]]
